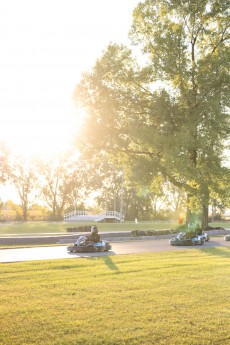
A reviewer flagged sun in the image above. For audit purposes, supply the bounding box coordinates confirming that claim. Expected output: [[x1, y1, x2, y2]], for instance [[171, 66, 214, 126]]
[[1, 95, 82, 160], [0, 0, 139, 160], [0, 24, 83, 160]]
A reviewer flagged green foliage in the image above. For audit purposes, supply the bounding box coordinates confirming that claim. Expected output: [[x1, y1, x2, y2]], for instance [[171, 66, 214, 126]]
[[9, 158, 37, 221], [75, 0, 230, 226], [175, 222, 203, 234], [37, 157, 98, 217], [175, 223, 188, 232], [184, 228, 203, 238]]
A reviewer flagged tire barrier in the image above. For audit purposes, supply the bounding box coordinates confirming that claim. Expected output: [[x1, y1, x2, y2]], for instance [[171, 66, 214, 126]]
[[203, 226, 225, 231], [132, 229, 178, 237]]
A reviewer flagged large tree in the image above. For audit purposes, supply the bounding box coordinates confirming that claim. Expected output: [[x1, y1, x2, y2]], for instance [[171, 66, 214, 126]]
[[10, 158, 37, 221], [37, 156, 101, 219], [0, 143, 10, 184], [37, 158, 80, 219], [74, 0, 230, 226]]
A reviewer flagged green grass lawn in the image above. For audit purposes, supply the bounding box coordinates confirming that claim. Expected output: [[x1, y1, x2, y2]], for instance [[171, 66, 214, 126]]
[[1, 248, 230, 345], [0, 221, 177, 234], [0, 221, 229, 235]]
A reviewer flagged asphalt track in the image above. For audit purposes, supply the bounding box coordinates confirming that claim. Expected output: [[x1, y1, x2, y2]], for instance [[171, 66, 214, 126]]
[[0, 237, 230, 263]]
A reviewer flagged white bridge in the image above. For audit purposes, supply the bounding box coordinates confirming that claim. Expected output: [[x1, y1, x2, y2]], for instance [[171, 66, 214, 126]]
[[64, 210, 124, 222]]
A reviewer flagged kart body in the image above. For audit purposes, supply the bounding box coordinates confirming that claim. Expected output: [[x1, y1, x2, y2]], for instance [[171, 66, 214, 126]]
[[169, 232, 205, 246], [67, 235, 112, 253], [224, 234, 230, 241]]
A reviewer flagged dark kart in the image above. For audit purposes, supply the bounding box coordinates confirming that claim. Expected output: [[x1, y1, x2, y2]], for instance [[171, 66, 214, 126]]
[[224, 234, 230, 241], [67, 235, 112, 253], [169, 232, 205, 246]]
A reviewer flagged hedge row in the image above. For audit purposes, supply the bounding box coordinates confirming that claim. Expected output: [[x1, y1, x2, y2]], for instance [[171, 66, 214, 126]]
[[66, 226, 92, 232], [132, 229, 178, 237]]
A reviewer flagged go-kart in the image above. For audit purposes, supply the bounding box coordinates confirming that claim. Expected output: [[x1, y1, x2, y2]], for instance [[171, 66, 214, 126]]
[[224, 234, 230, 241], [169, 232, 205, 246], [67, 235, 112, 253]]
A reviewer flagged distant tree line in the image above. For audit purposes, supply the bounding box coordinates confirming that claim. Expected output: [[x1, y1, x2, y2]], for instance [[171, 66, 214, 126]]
[[0, 144, 229, 223], [1, 1, 230, 225]]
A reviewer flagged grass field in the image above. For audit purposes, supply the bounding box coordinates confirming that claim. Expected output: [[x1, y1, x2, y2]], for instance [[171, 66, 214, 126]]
[[1, 248, 230, 344], [0, 221, 229, 235]]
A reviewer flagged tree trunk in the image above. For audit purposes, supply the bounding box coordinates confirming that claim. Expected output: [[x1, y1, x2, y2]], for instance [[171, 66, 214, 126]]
[[185, 194, 192, 225], [201, 204, 209, 228], [22, 204, 27, 221]]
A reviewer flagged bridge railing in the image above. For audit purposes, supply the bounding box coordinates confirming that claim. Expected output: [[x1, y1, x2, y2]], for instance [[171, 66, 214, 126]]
[[64, 210, 124, 222], [64, 210, 88, 220], [104, 211, 124, 221]]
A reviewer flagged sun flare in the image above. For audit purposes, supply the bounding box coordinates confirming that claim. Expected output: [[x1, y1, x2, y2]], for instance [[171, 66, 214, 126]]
[[1, 97, 82, 159], [0, 0, 139, 159]]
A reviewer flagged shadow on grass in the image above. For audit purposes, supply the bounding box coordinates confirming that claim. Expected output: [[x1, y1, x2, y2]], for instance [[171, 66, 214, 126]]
[[200, 246, 230, 259], [100, 255, 119, 271], [68, 251, 119, 271]]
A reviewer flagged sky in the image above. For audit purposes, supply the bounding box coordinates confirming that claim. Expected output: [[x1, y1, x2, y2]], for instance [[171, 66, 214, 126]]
[[0, 0, 139, 159], [0, 0, 140, 202]]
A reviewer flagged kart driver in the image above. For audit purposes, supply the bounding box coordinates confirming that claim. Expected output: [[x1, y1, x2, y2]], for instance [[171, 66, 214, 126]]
[[86, 226, 100, 244]]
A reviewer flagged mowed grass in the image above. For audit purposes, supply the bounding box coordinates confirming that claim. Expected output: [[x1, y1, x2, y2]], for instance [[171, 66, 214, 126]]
[[1, 248, 230, 345], [0, 221, 229, 235], [0, 221, 177, 235]]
